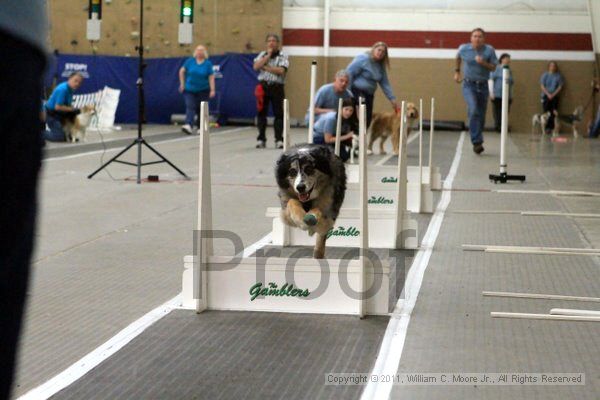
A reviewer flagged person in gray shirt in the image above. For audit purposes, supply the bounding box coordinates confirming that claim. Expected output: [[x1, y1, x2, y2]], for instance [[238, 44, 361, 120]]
[[0, 2, 47, 398], [305, 69, 353, 124]]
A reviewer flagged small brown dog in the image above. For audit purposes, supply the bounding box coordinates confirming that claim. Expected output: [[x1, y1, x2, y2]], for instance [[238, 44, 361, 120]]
[[368, 102, 419, 155], [64, 104, 96, 142]]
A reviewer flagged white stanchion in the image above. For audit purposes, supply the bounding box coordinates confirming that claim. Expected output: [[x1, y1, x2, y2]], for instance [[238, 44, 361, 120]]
[[489, 67, 525, 183], [283, 99, 290, 151], [394, 101, 408, 248], [428, 97, 435, 188], [418, 98, 423, 213], [358, 103, 368, 318], [195, 101, 213, 313], [307, 60, 317, 143], [335, 98, 342, 156]]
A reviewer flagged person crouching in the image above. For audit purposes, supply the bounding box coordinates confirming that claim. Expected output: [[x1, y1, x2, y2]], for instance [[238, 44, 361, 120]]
[[43, 72, 83, 142], [312, 98, 357, 162]]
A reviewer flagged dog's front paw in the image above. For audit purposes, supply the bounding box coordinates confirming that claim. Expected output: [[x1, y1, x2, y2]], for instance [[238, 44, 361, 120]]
[[313, 248, 325, 259], [380, 150, 387, 155], [293, 218, 310, 231], [366, 149, 373, 155]]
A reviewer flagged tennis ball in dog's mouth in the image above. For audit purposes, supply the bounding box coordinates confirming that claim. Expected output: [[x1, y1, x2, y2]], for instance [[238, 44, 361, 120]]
[[303, 213, 318, 226]]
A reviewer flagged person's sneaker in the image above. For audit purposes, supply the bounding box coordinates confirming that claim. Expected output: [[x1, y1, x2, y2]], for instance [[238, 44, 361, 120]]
[[473, 143, 484, 154], [256, 140, 266, 149], [181, 124, 192, 135], [275, 140, 284, 149]]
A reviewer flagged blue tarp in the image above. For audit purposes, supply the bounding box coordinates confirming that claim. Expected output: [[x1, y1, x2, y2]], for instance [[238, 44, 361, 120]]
[[45, 53, 260, 124]]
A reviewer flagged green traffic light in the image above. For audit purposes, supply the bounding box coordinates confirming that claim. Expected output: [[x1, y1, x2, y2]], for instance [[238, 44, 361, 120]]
[[182, 7, 192, 17]]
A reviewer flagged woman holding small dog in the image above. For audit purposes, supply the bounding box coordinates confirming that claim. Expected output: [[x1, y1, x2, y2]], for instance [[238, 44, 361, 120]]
[[540, 61, 564, 134], [179, 45, 216, 135], [346, 42, 398, 128], [312, 98, 357, 162]]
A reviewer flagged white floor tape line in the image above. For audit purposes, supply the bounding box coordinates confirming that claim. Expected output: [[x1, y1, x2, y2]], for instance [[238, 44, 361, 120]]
[[43, 127, 251, 162], [17, 294, 182, 400], [361, 131, 465, 400], [374, 130, 420, 166], [18, 231, 272, 400]]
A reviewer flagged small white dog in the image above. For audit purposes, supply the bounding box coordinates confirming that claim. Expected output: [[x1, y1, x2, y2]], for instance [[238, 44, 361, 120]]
[[532, 106, 583, 137], [531, 110, 558, 136], [64, 104, 96, 142]]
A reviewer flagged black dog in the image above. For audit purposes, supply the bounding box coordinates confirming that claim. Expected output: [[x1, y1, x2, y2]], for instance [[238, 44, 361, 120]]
[[275, 144, 346, 258]]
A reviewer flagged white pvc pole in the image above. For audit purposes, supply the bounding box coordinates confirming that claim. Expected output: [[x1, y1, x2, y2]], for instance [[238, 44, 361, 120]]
[[550, 308, 600, 317], [196, 101, 213, 313], [283, 99, 290, 151], [499, 67, 510, 174], [394, 101, 406, 249], [359, 103, 368, 318], [323, 0, 331, 77], [482, 291, 600, 303], [491, 312, 600, 322], [428, 98, 435, 184], [308, 60, 317, 143], [334, 98, 342, 156], [418, 98, 423, 213]]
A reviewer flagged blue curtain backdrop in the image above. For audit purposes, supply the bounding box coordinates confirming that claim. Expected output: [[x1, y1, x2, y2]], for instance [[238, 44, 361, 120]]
[[45, 53, 260, 124]]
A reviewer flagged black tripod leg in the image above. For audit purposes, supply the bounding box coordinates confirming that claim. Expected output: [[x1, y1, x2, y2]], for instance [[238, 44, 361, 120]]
[[141, 139, 190, 179], [87, 140, 138, 179]]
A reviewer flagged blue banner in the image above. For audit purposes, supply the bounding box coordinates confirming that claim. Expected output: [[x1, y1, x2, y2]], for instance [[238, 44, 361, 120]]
[[46, 53, 260, 124]]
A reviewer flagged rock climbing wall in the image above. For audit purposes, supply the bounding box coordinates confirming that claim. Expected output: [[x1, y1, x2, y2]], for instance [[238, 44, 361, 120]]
[[49, 0, 282, 57]]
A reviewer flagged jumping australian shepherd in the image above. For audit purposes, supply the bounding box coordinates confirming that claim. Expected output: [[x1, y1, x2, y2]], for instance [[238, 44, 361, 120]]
[[368, 102, 419, 155], [64, 104, 96, 142], [275, 144, 346, 259]]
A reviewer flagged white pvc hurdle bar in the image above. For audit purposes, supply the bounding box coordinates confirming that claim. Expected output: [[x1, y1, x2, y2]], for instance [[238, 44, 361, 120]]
[[196, 101, 213, 313], [283, 99, 290, 151], [394, 101, 408, 248], [307, 60, 317, 143], [358, 103, 368, 318], [428, 97, 435, 188], [335, 98, 342, 156], [418, 98, 423, 213]]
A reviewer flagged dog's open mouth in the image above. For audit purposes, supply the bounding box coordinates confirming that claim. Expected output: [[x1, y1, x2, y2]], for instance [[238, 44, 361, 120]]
[[297, 188, 313, 203]]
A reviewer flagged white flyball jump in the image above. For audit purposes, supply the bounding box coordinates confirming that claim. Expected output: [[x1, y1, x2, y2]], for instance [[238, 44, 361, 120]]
[[182, 101, 392, 317], [269, 100, 418, 249], [345, 98, 439, 214]]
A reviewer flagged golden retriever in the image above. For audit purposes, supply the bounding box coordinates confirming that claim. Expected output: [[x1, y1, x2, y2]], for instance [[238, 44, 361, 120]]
[[368, 102, 419, 155]]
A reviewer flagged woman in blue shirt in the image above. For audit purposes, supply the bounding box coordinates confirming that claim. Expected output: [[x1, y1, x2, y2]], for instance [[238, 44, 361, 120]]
[[313, 98, 357, 161], [178, 45, 215, 134], [540, 61, 564, 134], [346, 42, 398, 128], [489, 53, 514, 132]]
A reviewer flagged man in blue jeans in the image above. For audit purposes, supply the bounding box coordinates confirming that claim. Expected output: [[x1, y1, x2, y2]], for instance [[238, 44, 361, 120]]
[[454, 28, 498, 154]]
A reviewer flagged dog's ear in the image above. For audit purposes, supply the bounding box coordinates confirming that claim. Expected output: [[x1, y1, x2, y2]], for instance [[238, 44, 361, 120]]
[[275, 153, 291, 189], [312, 146, 333, 176]]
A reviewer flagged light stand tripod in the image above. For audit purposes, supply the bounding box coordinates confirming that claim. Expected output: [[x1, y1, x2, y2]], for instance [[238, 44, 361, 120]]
[[88, 0, 189, 183]]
